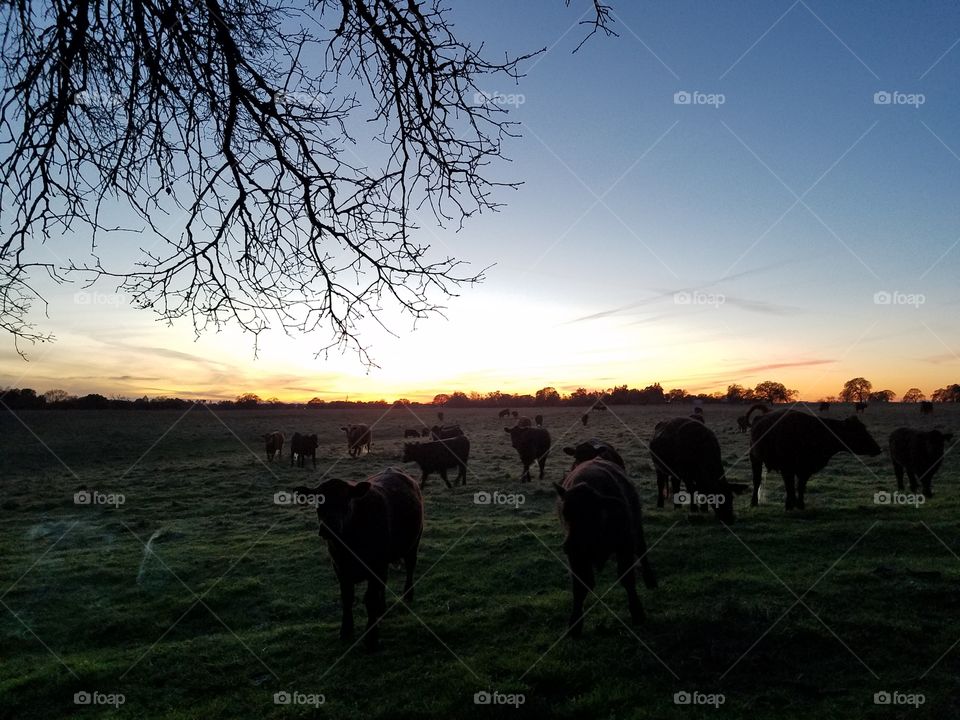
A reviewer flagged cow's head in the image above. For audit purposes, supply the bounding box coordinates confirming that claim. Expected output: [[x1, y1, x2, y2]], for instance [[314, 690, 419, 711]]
[[841, 416, 882, 456], [401, 442, 419, 462], [304, 479, 371, 539], [504, 425, 525, 449], [563, 440, 620, 470]]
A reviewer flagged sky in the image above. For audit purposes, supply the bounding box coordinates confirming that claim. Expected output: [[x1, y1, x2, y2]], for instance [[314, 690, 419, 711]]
[[3, 0, 960, 402]]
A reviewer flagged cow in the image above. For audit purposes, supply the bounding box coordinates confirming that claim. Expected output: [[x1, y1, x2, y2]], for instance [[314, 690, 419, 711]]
[[535, 414, 544, 427], [736, 403, 770, 434], [920, 401, 934, 415], [855, 402, 867, 414], [421, 428, 432, 437], [593, 403, 608, 411], [498, 409, 511, 419], [511, 411, 519, 418], [437, 411, 444, 422], [429, 424, 464, 440], [650, 417, 747, 523], [263, 431, 284, 461], [750, 411, 882, 510], [504, 426, 551, 482], [403, 428, 421, 438], [294, 467, 423, 649], [515, 416, 533, 428], [553, 458, 656, 638], [402, 436, 470, 488], [290, 432, 319, 468], [341, 424, 372, 457], [819, 402, 830, 412], [689, 413, 705, 424], [581, 413, 589, 427], [889, 428, 953, 498], [563, 439, 625, 470]]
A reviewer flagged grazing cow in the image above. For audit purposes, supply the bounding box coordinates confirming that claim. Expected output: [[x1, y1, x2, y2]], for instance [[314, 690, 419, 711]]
[[889, 428, 953, 498], [581, 413, 589, 427], [736, 403, 770, 434], [515, 416, 533, 428], [429, 424, 464, 440], [689, 413, 705, 424], [650, 418, 746, 523], [263, 431, 284, 461], [402, 436, 470, 488], [920, 401, 934, 415], [855, 402, 867, 414], [498, 409, 511, 419], [750, 411, 882, 510], [553, 459, 656, 637], [290, 433, 319, 468], [535, 414, 544, 427], [294, 468, 423, 649], [819, 402, 830, 412], [504, 426, 551, 482], [403, 428, 421, 438], [421, 428, 432, 437], [593, 404, 607, 412], [341, 424, 372, 457], [511, 411, 519, 418], [437, 411, 444, 422], [563, 439, 625, 470]]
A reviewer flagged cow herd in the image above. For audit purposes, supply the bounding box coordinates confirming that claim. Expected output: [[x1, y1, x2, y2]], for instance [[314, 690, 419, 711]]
[[269, 405, 952, 646]]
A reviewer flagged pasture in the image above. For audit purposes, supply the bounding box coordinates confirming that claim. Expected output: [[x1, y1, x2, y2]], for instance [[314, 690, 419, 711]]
[[2, 403, 960, 718]]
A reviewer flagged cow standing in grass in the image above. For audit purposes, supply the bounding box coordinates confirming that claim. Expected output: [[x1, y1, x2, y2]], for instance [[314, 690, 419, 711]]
[[563, 439, 625, 470], [554, 458, 656, 637], [295, 468, 423, 649], [890, 428, 953, 498], [263, 431, 284, 461], [290, 433, 319, 468], [505, 426, 551, 482], [750, 411, 882, 510], [342, 424, 372, 457], [402, 436, 470, 488]]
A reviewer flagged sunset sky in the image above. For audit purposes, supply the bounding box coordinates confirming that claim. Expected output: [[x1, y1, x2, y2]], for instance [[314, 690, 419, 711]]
[[3, 0, 960, 402]]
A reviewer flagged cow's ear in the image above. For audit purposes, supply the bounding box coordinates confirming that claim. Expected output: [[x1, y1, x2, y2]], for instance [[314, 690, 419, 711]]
[[563, 446, 575, 456], [350, 481, 372, 498], [728, 483, 750, 496], [552, 482, 566, 498], [340, 426, 348, 432]]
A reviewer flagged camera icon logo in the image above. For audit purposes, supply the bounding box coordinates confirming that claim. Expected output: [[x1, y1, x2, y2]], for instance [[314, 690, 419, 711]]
[[274, 691, 291, 705], [874, 91, 892, 105], [473, 491, 492, 505], [674, 91, 691, 105], [874, 691, 892, 705], [474, 691, 492, 705], [74, 691, 92, 705], [674, 690, 692, 705]]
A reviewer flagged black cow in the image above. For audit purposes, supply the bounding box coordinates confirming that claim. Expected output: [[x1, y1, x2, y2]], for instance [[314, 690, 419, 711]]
[[563, 439, 625, 470], [341, 424, 372, 457], [402, 436, 470, 488], [403, 428, 421, 438], [263, 431, 284, 461], [553, 459, 656, 637], [429, 424, 464, 440], [498, 409, 511, 419], [750, 411, 882, 510], [295, 468, 423, 649], [504, 426, 551, 482], [290, 432, 319, 468], [855, 402, 867, 414], [535, 414, 544, 427], [890, 428, 953, 498]]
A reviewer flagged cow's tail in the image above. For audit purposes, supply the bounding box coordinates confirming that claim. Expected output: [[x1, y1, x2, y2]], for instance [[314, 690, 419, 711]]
[[744, 402, 771, 427]]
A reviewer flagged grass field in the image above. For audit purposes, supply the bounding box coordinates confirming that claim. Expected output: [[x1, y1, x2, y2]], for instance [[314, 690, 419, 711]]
[[2, 403, 960, 719]]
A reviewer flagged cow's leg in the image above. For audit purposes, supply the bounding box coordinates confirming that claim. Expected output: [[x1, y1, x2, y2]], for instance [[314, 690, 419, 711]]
[[617, 549, 644, 624], [440, 467, 452, 490], [750, 453, 763, 506], [920, 468, 933, 498], [457, 462, 467, 486], [796, 473, 810, 510], [339, 578, 355, 641], [907, 468, 919, 493], [567, 557, 595, 638], [363, 569, 388, 650], [893, 461, 905, 491], [291, 451, 295, 467], [781, 470, 797, 510], [538, 455, 546, 480], [656, 471, 667, 508], [521, 461, 531, 483]]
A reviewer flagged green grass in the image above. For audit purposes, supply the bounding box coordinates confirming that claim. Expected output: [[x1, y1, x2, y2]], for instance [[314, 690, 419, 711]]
[[2, 404, 960, 718]]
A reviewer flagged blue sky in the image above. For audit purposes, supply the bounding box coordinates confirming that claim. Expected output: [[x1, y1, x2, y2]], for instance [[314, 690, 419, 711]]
[[2, 0, 960, 401]]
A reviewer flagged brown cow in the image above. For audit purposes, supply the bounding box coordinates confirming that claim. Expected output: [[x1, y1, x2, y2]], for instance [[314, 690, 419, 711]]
[[515, 416, 533, 428], [263, 431, 284, 461], [504, 426, 551, 482], [498, 409, 511, 419], [535, 414, 544, 427], [563, 439, 625, 470], [890, 428, 953, 498], [581, 414, 589, 427], [341, 424, 372, 457], [403, 436, 470, 488]]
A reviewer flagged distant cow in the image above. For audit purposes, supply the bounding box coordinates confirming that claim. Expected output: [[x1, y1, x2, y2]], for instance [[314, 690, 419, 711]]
[[563, 439, 625, 470], [553, 458, 656, 637], [920, 401, 934, 415], [736, 403, 769, 434], [581, 414, 589, 427], [437, 411, 444, 422], [290, 432, 319, 468], [535, 414, 544, 427], [593, 404, 607, 412], [855, 402, 867, 413], [403, 428, 421, 438], [341, 424, 372, 457], [511, 411, 519, 418], [403, 436, 470, 488], [515, 416, 533, 428], [750, 411, 882, 510], [498, 409, 511, 419], [504, 426, 551, 482], [890, 428, 953, 498], [263, 431, 284, 461], [650, 417, 746, 523], [421, 428, 432, 437], [294, 467, 422, 649], [819, 402, 830, 412], [430, 424, 464, 440]]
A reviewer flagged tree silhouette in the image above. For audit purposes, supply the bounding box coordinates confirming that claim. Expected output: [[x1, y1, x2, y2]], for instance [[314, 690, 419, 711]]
[[902, 388, 925, 403], [753, 380, 797, 404], [0, 1, 612, 359], [840, 377, 872, 403]]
